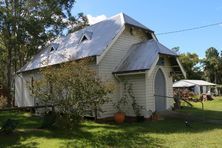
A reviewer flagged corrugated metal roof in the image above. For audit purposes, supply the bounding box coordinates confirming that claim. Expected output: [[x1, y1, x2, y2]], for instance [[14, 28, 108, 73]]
[[113, 39, 177, 74], [18, 13, 154, 73], [173, 80, 196, 88], [173, 79, 216, 88], [122, 13, 153, 32], [184, 80, 216, 86]]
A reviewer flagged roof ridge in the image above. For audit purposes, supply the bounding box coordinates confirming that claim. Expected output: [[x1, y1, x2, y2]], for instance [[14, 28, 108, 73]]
[[118, 12, 154, 32]]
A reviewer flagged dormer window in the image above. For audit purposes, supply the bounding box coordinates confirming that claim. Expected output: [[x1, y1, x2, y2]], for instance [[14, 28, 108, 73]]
[[81, 35, 88, 42], [50, 47, 55, 52], [50, 43, 59, 52], [79, 31, 93, 43]]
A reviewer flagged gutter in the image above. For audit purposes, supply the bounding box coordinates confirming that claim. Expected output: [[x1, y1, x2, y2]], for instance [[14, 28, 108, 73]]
[[113, 70, 147, 76]]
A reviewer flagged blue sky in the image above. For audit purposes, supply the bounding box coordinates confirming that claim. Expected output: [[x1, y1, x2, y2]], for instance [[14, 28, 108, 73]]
[[72, 0, 222, 58]]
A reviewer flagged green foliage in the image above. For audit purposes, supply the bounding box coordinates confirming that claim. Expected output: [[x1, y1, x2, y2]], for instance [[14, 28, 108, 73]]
[[0, 118, 18, 135], [114, 81, 144, 116], [174, 46, 222, 85], [0, 95, 7, 108], [202, 47, 222, 84], [31, 60, 114, 127], [127, 83, 144, 117], [178, 52, 203, 79], [0, 0, 88, 105], [40, 111, 57, 129], [113, 82, 129, 113], [1, 108, 222, 147]]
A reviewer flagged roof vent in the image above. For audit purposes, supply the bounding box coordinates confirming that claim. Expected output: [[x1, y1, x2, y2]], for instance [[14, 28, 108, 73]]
[[50, 47, 55, 52], [50, 43, 59, 52], [79, 31, 93, 43]]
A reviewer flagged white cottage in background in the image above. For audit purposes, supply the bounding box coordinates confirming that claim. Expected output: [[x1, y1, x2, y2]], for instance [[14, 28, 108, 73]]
[[15, 13, 185, 118], [173, 80, 216, 95]]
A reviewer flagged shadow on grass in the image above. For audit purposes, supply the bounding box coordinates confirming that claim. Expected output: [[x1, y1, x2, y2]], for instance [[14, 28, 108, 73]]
[[1, 110, 222, 147], [0, 124, 163, 147]]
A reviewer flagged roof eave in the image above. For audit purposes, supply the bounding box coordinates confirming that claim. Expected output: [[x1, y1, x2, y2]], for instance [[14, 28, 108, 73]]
[[17, 55, 97, 74], [125, 23, 154, 33], [112, 68, 148, 75]]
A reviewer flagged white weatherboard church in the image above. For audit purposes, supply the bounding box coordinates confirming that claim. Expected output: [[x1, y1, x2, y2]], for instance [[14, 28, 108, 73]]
[[15, 13, 186, 118]]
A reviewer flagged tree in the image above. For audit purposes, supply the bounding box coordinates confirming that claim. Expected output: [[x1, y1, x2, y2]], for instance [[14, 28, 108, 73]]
[[202, 47, 221, 84], [0, 0, 88, 106], [31, 60, 114, 128], [178, 52, 203, 79]]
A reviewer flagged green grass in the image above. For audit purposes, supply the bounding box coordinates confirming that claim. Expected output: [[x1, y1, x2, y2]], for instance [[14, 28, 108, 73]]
[[1, 98, 222, 147], [179, 96, 222, 120]]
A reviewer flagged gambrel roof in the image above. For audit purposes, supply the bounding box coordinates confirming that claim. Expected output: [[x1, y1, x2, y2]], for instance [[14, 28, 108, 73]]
[[18, 13, 154, 73]]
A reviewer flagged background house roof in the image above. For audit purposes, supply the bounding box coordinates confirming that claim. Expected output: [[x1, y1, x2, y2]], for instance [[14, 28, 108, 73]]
[[173, 79, 216, 88], [113, 39, 177, 74], [18, 13, 154, 73]]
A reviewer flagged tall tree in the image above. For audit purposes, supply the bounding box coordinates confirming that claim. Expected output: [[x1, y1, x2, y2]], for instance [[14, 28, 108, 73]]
[[0, 0, 88, 106], [202, 47, 221, 84], [178, 52, 203, 79]]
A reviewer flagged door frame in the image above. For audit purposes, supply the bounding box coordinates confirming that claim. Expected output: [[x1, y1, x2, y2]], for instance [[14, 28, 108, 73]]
[[154, 67, 167, 112]]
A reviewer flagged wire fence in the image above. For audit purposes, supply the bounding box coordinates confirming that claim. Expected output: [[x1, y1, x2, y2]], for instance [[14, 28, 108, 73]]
[[154, 94, 222, 124]]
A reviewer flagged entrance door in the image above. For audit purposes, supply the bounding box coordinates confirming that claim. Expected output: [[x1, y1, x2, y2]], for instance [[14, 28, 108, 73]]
[[155, 69, 166, 112]]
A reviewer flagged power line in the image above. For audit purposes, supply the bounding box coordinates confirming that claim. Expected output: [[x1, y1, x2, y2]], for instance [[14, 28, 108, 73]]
[[156, 21, 222, 35]]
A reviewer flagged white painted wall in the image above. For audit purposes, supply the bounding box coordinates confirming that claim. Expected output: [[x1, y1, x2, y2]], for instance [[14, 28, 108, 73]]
[[15, 61, 97, 107], [15, 25, 175, 119], [15, 71, 40, 107], [145, 56, 174, 115], [97, 26, 149, 118], [118, 74, 146, 116]]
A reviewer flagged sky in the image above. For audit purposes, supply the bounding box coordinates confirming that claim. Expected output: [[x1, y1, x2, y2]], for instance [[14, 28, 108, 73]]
[[71, 0, 222, 58]]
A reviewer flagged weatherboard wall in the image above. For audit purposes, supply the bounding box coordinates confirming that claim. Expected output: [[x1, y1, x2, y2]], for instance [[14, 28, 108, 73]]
[[98, 26, 149, 118], [145, 56, 174, 113], [15, 61, 98, 108]]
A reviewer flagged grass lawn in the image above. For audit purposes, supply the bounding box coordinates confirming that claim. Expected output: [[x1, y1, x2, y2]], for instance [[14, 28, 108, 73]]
[[0, 98, 222, 147], [179, 96, 222, 120]]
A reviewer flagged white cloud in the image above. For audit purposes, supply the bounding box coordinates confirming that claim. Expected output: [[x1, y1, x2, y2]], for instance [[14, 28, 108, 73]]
[[219, 23, 222, 27], [87, 14, 107, 25]]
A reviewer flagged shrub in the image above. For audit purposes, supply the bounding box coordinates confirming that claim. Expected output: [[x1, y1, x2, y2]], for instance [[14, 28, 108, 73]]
[[0, 95, 7, 108], [40, 111, 57, 129], [0, 119, 18, 135], [31, 60, 114, 129]]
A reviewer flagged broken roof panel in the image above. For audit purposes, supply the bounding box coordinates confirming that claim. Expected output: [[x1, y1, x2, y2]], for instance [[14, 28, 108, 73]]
[[18, 13, 154, 73], [113, 39, 177, 74]]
